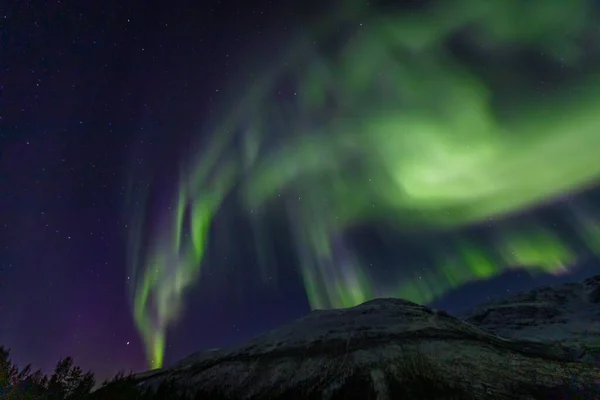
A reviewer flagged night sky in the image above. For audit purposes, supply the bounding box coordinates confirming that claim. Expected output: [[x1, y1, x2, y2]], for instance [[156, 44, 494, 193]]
[[3, 0, 600, 383]]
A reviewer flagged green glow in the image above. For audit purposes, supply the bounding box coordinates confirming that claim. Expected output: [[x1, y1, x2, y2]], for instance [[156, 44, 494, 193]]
[[127, 0, 600, 368]]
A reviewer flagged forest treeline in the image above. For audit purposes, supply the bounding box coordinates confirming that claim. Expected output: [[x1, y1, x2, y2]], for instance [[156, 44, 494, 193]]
[[0, 346, 229, 400]]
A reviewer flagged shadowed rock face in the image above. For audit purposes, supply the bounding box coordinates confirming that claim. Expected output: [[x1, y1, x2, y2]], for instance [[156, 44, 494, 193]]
[[461, 275, 600, 363], [584, 275, 600, 303], [134, 281, 600, 400]]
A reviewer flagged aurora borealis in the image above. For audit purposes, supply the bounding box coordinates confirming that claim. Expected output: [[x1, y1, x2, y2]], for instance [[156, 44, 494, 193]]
[[6, 0, 600, 383], [126, 0, 600, 368]]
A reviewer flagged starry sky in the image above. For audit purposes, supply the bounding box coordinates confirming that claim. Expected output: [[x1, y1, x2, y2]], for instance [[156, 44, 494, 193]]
[[2, 0, 600, 383]]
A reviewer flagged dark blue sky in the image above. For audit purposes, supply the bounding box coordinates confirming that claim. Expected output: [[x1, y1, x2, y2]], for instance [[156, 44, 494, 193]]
[[2, 0, 600, 383]]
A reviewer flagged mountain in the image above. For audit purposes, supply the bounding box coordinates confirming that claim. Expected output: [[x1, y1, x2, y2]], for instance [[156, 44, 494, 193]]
[[461, 275, 600, 363], [133, 276, 600, 400]]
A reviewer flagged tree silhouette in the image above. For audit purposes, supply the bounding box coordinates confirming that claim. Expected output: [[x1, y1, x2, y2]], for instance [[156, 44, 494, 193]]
[[0, 346, 48, 399], [46, 357, 95, 400], [0, 346, 17, 398]]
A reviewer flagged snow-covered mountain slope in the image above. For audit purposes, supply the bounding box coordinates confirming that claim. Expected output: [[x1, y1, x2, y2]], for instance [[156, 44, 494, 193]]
[[461, 275, 600, 362], [135, 294, 599, 399]]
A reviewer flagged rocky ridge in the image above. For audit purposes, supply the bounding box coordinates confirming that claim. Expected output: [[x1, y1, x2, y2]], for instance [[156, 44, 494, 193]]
[[461, 274, 600, 362], [133, 275, 600, 399]]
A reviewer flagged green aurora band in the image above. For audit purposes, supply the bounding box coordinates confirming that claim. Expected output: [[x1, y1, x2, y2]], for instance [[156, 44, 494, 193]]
[[127, 0, 600, 368]]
